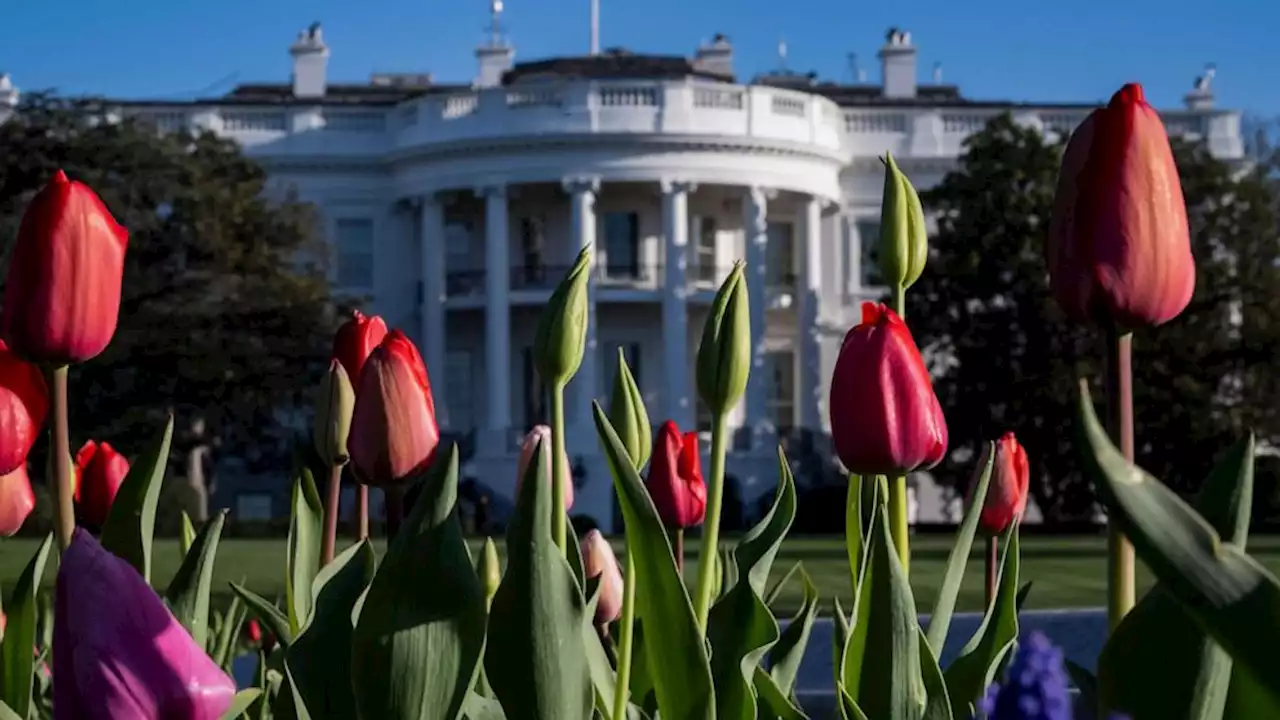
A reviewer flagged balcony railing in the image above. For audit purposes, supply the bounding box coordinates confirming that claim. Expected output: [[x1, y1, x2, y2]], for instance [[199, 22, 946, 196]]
[[446, 263, 806, 298]]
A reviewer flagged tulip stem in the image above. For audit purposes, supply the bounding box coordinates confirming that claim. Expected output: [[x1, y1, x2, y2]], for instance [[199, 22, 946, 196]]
[[550, 381, 568, 556], [1106, 328, 1136, 630], [888, 474, 910, 575], [355, 484, 369, 541], [693, 412, 728, 633], [45, 366, 73, 552], [612, 549, 637, 720], [892, 283, 906, 320], [321, 463, 342, 566], [673, 528, 684, 576], [984, 536, 999, 609]]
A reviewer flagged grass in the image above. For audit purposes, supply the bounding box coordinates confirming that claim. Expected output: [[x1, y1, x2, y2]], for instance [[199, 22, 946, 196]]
[[8, 534, 1280, 615]]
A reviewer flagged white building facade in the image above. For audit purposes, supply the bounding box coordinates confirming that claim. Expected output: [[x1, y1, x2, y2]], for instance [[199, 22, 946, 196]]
[[0, 20, 1244, 530]]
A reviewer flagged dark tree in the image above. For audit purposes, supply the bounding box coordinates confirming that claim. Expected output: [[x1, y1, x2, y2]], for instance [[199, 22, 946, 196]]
[[0, 94, 340, 488], [907, 114, 1280, 522]]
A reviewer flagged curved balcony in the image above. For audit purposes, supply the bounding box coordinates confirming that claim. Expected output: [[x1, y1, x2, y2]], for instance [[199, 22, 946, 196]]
[[394, 80, 847, 158]]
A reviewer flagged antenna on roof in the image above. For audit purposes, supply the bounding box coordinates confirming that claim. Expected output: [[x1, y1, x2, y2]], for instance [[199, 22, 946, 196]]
[[590, 0, 600, 55], [777, 38, 788, 71], [846, 52, 867, 83], [486, 0, 506, 47]]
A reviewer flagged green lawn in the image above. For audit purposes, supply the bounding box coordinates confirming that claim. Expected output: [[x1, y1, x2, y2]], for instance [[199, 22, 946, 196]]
[[7, 534, 1280, 615]]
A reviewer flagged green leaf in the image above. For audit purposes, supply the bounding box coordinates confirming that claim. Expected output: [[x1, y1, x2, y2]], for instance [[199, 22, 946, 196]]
[[231, 582, 294, 648], [832, 598, 850, 694], [1065, 661, 1098, 717], [943, 525, 1020, 719], [924, 442, 993, 656], [706, 448, 798, 720], [763, 560, 801, 609], [752, 667, 809, 720], [845, 476, 864, 600], [592, 402, 715, 720], [718, 543, 739, 602], [918, 630, 953, 720], [770, 566, 819, 697], [1223, 662, 1280, 719], [1076, 386, 1280, 707], [838, 687, 870, 720], [0, 700, 19, 720], [567, 521, 586, 591], [464, 692, 508, 720], [219, 689, 264, 720], [214, 592, 247, 672], [99, 416, 173, 583], [1097, 437, 1255, 719], [485, 435, 593, 720], [180, 510, 197, 557], [287, 540, 376, 718], [285, 467, 324, 636], [0, 535, 52, 718], [842, 480, 926, 720], [353, 445, 487, 720], [165, 510, 226, 649]]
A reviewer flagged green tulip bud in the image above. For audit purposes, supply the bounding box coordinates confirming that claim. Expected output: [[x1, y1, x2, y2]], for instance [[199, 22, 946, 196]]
[[477, 537, 501, 609], [313, 359, 355, 467], [696, 262, 750, 417], [608, 348, 651, 471], [878, 152, 928, 290], [534, 246, 592, 387]]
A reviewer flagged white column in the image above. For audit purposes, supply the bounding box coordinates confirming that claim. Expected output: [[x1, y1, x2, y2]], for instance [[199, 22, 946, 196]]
[[419, 193, 449, 429], [797, 196, 823, 431], [742, 186, 771, 450], [661, 179, 695, 428], [480, 184, 511, 449], [563, 177, 600, 432]]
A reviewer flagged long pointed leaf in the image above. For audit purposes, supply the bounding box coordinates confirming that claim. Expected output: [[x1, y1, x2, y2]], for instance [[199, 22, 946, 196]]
[[770, 566, 819, 697], [219, 689, 264, 720], [353, 445, 488, 720], [1077, 386, 1280, 707], [593, 402, 715, 720], [165, 510, 226, 649], [0, 535, 52, 718], [707, 447, 798, 720], [285, 467, 324, 636], [924, 443, 993, 656], [288, 540, 375, 719], [752, 667, 809, 720], [231, 582, 293, 648], [918, 630, 953, 720], [99, 417, 174, 582], [485, 436, 593, 720], [1097, 436, 1254, 719], [943, 525, 1020, 719]]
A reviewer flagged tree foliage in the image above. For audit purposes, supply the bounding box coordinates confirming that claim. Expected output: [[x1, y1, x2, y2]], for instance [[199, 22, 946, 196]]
[[908, 114, 1280, 522], [0, 94, 339, 471]]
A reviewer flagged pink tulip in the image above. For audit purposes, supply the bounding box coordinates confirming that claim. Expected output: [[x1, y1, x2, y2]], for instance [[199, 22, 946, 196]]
[[516, 425, 574, 511], [580, 529, 624, 626], [53, 529, 236, 720], [0, 464, 36, 537]]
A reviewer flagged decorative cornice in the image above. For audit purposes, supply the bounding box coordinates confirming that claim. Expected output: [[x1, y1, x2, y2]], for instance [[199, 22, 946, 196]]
[[561, 176, 601, 195], [659, 178, 698, 195]]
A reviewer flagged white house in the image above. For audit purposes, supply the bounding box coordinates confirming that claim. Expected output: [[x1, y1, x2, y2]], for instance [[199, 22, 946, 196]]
[[0, 11, 1244, 530]]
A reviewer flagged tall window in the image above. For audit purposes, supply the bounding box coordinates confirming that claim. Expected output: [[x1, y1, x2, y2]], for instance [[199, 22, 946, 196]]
[[521, 347, 550, 429], [602, 342, 642, 400], [445, 224, 470, 270], [335, 218, 374, 290], [518, 216, 546, 287], [694, 216, 718, 284], [603, 212, 640, 278], [446, 351, 474, 431], [765, 221, 795, 287], [856, 219, 883, 288], [763, 350, 796, 432]]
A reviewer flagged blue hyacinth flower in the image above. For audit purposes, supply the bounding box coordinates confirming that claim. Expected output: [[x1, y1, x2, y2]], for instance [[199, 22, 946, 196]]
[[977, 631, 1129, 720]]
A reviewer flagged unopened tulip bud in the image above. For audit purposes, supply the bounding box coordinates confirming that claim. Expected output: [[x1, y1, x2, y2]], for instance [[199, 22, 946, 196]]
[[516, 426, 574, 511], [580, 530, 623, 627], [970, 432, 1030, 536], [696, 262, 750, 417], [349, 331, 441, 487], [313, 359, 355, 467], [74, 440, 130, 529], [878, 152, 928, 291], [533, 246, 592, 387], [477, 537, 501, 610], [607, 348, 651, 471]]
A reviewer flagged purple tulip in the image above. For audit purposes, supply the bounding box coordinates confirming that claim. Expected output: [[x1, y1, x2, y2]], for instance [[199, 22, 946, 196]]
[[53, 528, 236, 720]]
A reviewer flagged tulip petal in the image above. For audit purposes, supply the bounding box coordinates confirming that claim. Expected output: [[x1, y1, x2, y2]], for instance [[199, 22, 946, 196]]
[[53, 529, 235, 720], [0, 342, 47, 477], [349, 331, 440, 486], [0, 465, 35, 537]]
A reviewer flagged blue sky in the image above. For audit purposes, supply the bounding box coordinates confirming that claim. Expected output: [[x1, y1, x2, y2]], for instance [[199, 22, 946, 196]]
[[2, 0, 1276, 116]]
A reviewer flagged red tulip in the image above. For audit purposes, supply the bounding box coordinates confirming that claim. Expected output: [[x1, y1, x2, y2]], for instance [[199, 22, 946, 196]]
[[1048, 83, 1195, 328], [1, 171, 129, 364], [580, 530, 624, 626], [349, 331, 440, 486], [515, 425, 574, 511], [969, 433, 1030, 535], [0, 340, 47, 475], [0, 464, 35, 537], [829, 302, 948, 476], [645, 421, 706, 529], [74, 440, 130, 528], [333, 310, 389, 385], [245, 619, 262, 644]]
